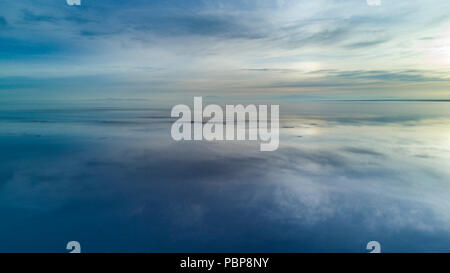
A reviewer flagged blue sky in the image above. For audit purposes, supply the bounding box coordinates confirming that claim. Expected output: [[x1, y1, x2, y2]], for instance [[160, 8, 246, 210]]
[[1, 0, 450, 100]]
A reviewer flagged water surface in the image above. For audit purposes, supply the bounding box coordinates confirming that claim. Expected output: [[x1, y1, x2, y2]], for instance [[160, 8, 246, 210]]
[[1, 101, 450, 252]]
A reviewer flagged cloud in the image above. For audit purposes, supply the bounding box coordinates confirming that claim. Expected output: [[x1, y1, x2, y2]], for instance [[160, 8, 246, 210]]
[[1, 0, 450, 100], [324, 70, 450, 82], [259, 69, 450, 90], [344, 38, 389, 48], [341, 147, 385, 157]]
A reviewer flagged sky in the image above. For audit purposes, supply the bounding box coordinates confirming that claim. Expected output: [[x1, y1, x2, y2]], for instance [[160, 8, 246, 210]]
[[1, 0, 450, 101]]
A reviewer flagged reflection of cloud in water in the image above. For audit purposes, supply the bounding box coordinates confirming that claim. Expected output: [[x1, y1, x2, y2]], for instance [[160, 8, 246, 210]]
[[0, 102, 450, 252]]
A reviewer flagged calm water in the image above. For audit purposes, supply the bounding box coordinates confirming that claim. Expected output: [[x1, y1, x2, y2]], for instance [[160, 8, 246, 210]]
[[1, 101, 450, 252]]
